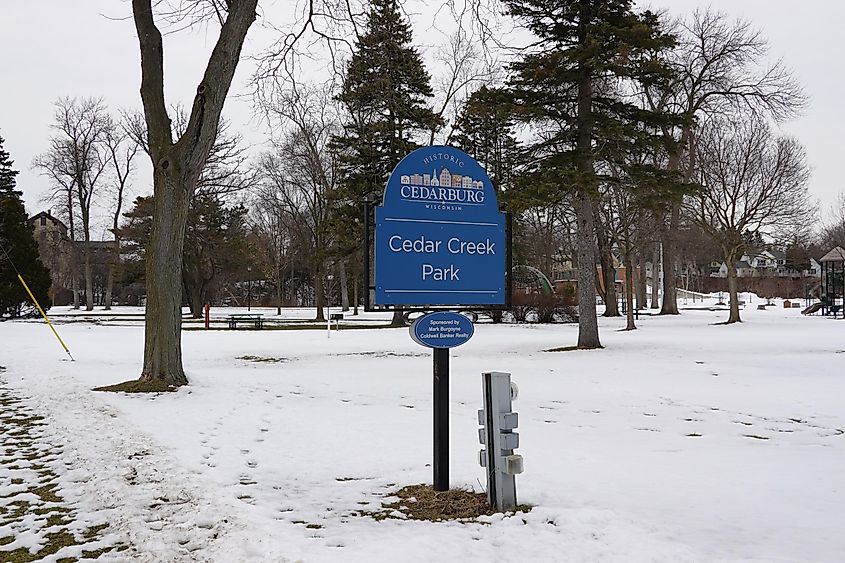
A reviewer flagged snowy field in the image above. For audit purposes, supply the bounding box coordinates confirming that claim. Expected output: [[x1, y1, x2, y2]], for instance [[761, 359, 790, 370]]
[[1, 301, 843, 562]]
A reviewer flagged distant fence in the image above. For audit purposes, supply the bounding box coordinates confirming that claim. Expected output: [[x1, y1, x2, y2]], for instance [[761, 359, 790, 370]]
[[676, 288, 710, 302]]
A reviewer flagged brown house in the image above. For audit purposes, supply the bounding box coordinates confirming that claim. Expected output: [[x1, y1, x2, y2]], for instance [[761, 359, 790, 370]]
[[28, 211, 74, 304]]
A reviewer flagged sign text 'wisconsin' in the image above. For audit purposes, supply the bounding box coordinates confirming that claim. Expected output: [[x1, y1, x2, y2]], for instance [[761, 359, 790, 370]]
[[375, 146, 506, 307]]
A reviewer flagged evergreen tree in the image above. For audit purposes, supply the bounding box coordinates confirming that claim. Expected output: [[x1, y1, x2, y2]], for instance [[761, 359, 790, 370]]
[[502, 0, 678, 348], [332, 0, 440, 325], [452, 86, 520, 194], [0, 135, 51, 319], [117, 194, 251, 318]]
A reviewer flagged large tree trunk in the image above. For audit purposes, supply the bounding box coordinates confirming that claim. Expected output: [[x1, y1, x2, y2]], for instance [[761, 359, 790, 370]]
[[70, 248, 80, 309], [84, 246, 94, 311], [105, 266, 114, 310], [575, 193, 601, 348], [339, 260, 350, 312], [185, 281, 204, 319], [573, 45, 601, 349], [104, 238, 120, 310], [141, 168, 189, 385], [133, 0, 257, 387], [390, 310, 405, 327], [624, 248, 636, 331], [595, 213, 619, 317], [633, 252, 646, 310], [276, 265, 283, 315], [353, 273, 359, 316], [726, 252, 742, 324], [182, 258, 206, 319], [660, 204, 680, 315], [650, 241, 660, 309], [314, 266, 326, 322], [602, 258, 618, 317]]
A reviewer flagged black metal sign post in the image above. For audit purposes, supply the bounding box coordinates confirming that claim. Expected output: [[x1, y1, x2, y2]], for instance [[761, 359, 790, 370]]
[[433, 347, 450, 491]]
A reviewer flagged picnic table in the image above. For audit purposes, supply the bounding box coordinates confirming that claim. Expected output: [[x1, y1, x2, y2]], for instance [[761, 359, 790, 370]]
[[227, 313, 264, 330]]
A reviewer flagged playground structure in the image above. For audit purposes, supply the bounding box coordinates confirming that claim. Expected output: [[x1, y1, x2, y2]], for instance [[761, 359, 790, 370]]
[[803, 247, 845, 317], [512, 265, 555, 295]]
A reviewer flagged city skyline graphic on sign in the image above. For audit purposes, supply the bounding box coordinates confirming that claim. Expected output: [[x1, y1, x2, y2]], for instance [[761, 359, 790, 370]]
[[399, 166, 484, 190], [397, 166, 486, 208]]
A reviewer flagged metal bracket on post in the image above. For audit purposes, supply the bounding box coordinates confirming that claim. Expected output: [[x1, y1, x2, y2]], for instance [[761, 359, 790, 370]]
[[478, 371, 523, 511]]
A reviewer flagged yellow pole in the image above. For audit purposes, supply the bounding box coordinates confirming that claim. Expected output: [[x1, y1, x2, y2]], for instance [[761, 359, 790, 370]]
[[17, 273, 74, 361]]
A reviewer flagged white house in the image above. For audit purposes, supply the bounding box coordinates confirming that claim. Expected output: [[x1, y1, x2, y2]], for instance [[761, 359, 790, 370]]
[[711, 249, 820, 278]]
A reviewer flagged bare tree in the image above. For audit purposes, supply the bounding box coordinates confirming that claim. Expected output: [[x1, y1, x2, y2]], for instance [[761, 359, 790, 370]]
[[125, 106, 257, 198], [690, 115, 812, 323], [34, 153, 80, 309], [131, 0, 258, 386], [33, 97, 111, 311], [428, 30, 498, 146], [251, 194, 291, 315], [103, 118, 140, 310], [595, 198, 620, 317], [646, 8, 806, 315], [257, 86, 338, 322], [820, 191, 845, 250]]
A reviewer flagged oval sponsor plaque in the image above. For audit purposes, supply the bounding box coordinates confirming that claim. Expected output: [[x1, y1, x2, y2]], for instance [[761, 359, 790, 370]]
[[409, 312, 475, 349]]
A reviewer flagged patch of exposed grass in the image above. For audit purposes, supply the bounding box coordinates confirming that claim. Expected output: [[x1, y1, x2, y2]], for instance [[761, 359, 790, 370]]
[[338, 351, 426, 358], [32, 483, 62, 503], [45, 513, 72, 527], [81, 544, 128, 559], [0, 387, 127, 559], [362, 484, 532, 523], [93, 379, 179, 393], [237, 355, 290, 364], [82, 523, 109, 539]]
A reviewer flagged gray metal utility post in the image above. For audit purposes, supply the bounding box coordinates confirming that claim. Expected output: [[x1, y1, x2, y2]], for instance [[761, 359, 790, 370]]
[[478, 371, 523, 511]]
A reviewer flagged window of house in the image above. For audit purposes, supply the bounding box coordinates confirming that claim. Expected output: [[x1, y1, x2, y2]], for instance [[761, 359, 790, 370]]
[[40, 215, 46, 226]]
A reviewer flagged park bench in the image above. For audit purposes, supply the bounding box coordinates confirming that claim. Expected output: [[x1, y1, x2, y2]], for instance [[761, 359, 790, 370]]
[[227, 313, 264, 330]]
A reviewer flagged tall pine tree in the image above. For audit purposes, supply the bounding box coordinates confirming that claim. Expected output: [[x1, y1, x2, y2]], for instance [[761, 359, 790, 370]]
[[0, 134, 51, 319], [332, 0, 440, 325], [452, 86, 520, 194], [502, 0, 678, 348]]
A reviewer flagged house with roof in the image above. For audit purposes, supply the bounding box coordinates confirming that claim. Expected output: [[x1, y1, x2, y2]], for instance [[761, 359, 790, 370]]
[[28, 211, 74, 303], [711, 249, 821, 279], [27, 211, 127, 306]]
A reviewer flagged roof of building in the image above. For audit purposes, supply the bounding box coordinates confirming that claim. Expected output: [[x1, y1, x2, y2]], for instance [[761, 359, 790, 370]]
[[768, 249, 787, 260], [819, 247, 845, 263], [28, 211, 68, 231]]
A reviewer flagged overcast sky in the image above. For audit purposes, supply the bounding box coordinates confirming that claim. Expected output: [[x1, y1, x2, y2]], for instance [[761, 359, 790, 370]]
[[1, 1, 842, 238]]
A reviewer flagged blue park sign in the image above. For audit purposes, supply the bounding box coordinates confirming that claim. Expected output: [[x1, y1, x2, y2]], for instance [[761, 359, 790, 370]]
[[374, 146, 507, 307]]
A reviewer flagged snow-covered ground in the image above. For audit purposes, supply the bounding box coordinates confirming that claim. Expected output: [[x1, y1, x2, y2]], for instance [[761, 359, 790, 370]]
[[0, 300, 843, 562]]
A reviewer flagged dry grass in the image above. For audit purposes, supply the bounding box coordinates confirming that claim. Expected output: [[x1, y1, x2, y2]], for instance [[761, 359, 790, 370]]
[[92, 379, 178, 393], [365, 484, 531, 523]]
